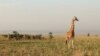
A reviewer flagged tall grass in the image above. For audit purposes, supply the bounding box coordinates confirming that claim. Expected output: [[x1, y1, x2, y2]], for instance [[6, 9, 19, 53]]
[[0, 35, 100, 56]]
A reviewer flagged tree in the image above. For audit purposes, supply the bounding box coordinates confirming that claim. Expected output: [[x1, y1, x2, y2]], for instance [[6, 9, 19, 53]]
[[87, 33, 90, 37], [12, 31, 20, 40], [49, 32, 54, 39]]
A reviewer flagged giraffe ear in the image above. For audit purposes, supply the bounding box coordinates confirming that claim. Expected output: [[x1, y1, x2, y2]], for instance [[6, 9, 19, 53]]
[[76, 18, 78, 21], [74, 16, 78, 21]]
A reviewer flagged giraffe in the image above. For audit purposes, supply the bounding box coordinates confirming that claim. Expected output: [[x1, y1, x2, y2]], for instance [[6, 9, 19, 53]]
[[66, 16, 78, 48]]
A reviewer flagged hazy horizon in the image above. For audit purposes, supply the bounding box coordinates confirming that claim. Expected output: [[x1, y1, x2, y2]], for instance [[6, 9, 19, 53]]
[[0, 0, 100, 34]]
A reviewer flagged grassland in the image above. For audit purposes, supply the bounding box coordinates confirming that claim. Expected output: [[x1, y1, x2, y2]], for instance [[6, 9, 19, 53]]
[[0, 35, 100, 56]]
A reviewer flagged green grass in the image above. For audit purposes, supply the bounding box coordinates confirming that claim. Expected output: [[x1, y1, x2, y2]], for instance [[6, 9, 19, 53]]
[[0, 35, 100, 56]]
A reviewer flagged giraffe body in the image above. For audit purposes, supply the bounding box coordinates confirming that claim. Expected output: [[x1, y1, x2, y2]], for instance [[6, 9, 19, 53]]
[[66, 16, 78, 48]]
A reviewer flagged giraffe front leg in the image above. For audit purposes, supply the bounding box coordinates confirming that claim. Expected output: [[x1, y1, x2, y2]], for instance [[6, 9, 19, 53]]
[[66, 37, 71, 49], [68, 40, 71, 49], [71, 39, 74, 48], [67, 38, 71, 49]]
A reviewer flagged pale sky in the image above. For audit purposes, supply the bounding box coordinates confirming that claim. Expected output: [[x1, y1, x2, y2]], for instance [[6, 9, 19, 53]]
[[0, 0, 100, 34]]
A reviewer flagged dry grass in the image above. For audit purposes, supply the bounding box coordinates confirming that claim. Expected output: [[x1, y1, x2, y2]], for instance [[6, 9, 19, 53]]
[[0, 35, 100, 56]]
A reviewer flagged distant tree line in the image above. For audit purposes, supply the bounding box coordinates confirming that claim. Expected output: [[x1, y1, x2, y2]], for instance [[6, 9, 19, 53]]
[[2, 31, 54, 40]]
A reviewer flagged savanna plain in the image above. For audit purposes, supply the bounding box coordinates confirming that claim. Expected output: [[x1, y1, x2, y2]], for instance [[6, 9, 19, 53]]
[[0, 35, 100, 56]]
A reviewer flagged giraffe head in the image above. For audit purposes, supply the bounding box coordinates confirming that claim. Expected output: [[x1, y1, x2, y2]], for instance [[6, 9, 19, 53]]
[[73, 16, 78, 21]]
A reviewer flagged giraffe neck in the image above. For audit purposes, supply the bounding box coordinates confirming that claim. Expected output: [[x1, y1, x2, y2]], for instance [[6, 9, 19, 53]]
[[69, 20, 75, 32]]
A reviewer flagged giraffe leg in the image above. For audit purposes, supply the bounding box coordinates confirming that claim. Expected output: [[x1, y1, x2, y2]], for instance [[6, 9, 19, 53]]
[[71, 38, 74, 48], [66, 37, 69, 45], [67, 38, 74, 49], [68, 40, 71, 49], [66, 37, 72, 49], [67, 38, 71, 49]]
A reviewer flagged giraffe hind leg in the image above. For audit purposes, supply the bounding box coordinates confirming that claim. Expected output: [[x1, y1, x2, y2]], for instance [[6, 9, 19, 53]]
[[66, 37, 69, 45], [71, 39, 74, 48], [67, 38, 72, 49]]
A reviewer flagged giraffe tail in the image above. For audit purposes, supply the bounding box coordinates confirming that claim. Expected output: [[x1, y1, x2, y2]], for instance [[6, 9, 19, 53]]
[[66, 40, 67, 45]]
